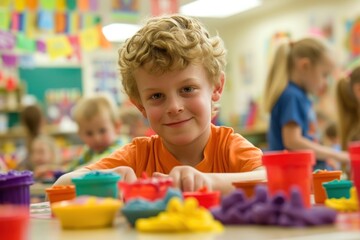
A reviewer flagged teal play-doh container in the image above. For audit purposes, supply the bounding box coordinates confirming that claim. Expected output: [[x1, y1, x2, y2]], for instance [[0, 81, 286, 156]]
[[322, 179, 353, 199], [72, 171, 121, 199]]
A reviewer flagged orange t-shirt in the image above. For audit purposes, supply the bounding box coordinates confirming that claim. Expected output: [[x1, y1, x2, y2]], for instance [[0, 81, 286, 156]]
[[85, 124, 263, 177]]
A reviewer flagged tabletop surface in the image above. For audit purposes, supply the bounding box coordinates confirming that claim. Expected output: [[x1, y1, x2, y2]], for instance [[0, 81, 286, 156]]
[[29, 202, 360, 240]]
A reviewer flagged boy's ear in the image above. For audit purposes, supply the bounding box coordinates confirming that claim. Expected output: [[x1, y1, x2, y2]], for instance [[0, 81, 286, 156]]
[[212, 72, 225, 102], [130, 99, 147, 118]]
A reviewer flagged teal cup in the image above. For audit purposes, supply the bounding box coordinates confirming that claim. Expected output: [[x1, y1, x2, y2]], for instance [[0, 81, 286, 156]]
[[72, 171, 121, 198]]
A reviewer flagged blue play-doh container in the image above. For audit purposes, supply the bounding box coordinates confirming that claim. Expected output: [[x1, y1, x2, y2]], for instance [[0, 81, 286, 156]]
[[322, 179, 353, 199], [71, 171, 121, 198]]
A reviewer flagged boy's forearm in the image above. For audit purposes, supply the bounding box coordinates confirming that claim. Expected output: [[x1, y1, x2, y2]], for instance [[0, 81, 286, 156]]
[[53, 168, 91, 186], [207, 167, 267, 195]]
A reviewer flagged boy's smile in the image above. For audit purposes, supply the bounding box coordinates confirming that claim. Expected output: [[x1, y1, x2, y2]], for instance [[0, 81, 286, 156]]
[[134, 64, 224, 150]]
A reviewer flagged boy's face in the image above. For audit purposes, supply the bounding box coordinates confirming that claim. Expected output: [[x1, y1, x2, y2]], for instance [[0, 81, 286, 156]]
[[133, 64, 224, 147], [78, 111, 120, 153]]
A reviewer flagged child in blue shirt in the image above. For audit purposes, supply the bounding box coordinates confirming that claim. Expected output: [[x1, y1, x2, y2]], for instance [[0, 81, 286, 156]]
[[264, 38, 349, 170]]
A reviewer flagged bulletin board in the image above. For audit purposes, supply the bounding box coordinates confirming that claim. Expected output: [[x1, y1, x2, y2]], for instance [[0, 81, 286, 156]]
[[19, 67, 83, 102]]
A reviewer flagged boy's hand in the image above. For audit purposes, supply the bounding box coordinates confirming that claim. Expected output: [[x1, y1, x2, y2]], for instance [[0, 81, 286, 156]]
[[153, 166, 212, 192], [104, 166, 137, 183]]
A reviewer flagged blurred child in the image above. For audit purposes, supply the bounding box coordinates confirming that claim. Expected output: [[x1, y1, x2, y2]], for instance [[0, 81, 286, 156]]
[[336, 66, 360, 150], [29, 134, 60, 181], [66, 94, 129, 171], [264, 38, 349, 170], [322, 122, 341, 170], [119, 105, 151, 139], [55, 14, 265, 195]]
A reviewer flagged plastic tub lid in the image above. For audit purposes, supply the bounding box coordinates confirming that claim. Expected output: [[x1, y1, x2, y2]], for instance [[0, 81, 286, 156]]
[[0, 171, 34, 188], [46, 185, 75, 194], [71, 171, 121, 185], [0, 205, 29, 220], [322, 179, 353, 189], [312, 170, 342, 178], [262, 150, 315, 166], [183, 187, 220, 199]]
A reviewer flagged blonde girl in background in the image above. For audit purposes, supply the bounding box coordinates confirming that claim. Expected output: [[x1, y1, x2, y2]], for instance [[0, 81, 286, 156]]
[[264, 38, 349, 170], [29, 134, 60, 181], [336, 66, 360, 150]]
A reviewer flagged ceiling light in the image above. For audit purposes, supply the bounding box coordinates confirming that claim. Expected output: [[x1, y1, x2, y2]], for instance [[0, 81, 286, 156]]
[[102, 23, 141, 42], [180, 0, 261, 18]]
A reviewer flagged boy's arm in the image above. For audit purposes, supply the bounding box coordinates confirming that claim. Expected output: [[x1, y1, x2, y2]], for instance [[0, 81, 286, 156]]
[[282, 122, 349, 163], [53, 168, 91, 186], [207, 166, 266, 195]]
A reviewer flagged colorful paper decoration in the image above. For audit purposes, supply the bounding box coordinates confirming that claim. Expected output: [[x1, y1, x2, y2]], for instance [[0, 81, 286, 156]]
[[10, 12, 20, 31], [16, 34, 36, 51], [79, 26, 99, 51], [55, 12, 66, 33], [38, 10, 54, 30], [1, 53, 18, 67], [40, 0, 56, 10], [88, 0, 98, 11], [349, 18, 360, 56], [67, 35, 80, 60], [97, 25, 111, 49], [26, 0, 38, 11], [14, 0, 26, 12], [46, 35, 72, 59], [67, 11, 79, 34], [111, 0, 139, 21], [78, 0, 89, 11], [66, 0, 76, 10], [36, 39, 46, 52], [0, 0, 11, 7], [25, 11, 36, 37], [0, 30, 15, 50], [0, 9, 10, 30], [56, 0, 66, 11], [151, 0, 178, 17]]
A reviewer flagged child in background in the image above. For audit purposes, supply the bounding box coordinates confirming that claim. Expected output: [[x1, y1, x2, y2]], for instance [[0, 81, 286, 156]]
[[336, 66, 360, 150], [264, 38, 349, 170], [30, 134, 60, 181], [18, 104, 46, 171], [118, 105, 151, 139], [55, 14, 265, 195], [66, 94, 129, 171]]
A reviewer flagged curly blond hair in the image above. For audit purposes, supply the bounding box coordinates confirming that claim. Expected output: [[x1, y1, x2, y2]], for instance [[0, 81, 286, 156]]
[[118, 14, 227, 104]]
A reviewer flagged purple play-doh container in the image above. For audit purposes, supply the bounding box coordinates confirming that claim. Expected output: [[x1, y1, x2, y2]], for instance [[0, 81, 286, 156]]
[[0, 171, 34, 206]]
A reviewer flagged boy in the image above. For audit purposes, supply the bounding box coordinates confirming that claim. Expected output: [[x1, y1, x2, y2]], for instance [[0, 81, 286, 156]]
[[55, 15, 265, 194], [66, 94, 129, 171]]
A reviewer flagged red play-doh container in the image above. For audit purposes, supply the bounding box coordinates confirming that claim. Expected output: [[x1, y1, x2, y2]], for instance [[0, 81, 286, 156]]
[[118, 173, 173, 202], [262, 150, 315, 208], [183, 187, 220, 209], [348, 141, 360, 210], [0, 205, 29, 240]]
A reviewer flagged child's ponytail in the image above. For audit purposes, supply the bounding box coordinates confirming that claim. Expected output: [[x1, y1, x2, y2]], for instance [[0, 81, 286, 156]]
[[264, 42, 291, 112]]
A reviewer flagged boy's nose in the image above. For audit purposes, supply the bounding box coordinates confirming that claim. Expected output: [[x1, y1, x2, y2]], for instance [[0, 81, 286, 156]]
[[166, 96, 184, 114]]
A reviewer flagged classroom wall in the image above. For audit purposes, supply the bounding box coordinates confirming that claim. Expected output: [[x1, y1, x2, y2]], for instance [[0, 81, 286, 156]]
[[216, 0, 360, 126]]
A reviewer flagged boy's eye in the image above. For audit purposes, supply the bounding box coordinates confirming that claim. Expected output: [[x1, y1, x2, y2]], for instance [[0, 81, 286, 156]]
[[181, 86, 194, 93], [150, 93, 163, 100], [85, 131, 93, 137], [100, 128, 106, 134]]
